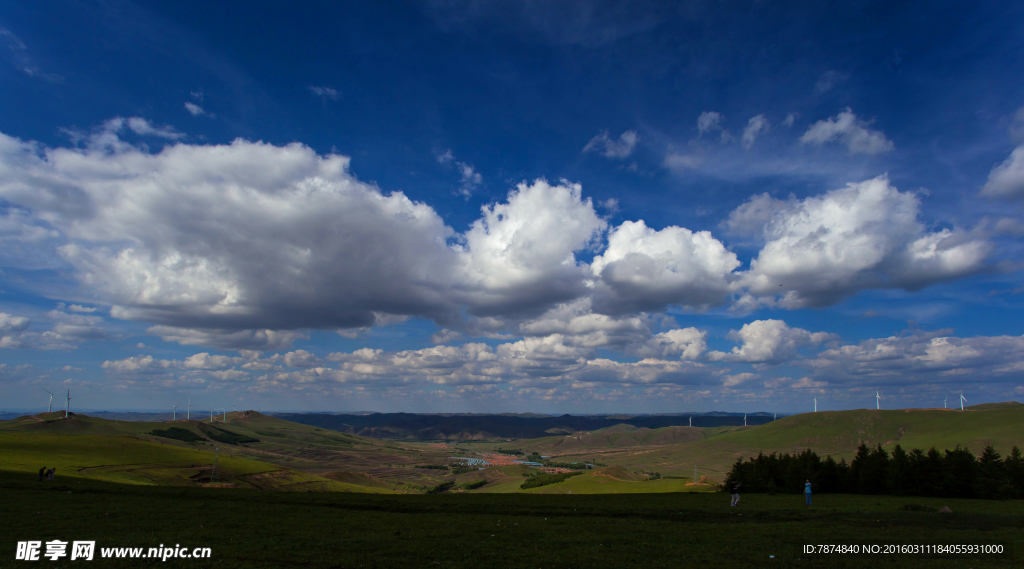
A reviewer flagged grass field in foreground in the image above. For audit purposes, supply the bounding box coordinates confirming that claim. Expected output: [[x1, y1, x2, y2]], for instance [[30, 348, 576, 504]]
[[2, 472, 1020, 568]]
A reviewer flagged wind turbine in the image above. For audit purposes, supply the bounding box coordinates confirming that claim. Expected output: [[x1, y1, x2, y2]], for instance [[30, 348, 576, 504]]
[[187, 397, 191, 421], [814, 398, 817, 412], [689, 416, 692, 428], [64, 389, 70, 418], [172, 404, 178, 421], [943, 396, 947, 409], [743, 413, 747, 426], [43, 388, 54, 413], [773, 413, 777, 421], [875, 390, 881, 410], [960, 392, 967, 411]]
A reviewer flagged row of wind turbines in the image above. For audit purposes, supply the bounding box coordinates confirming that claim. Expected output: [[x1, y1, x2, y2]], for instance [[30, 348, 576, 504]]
[[171, 399, 240, 422], [43, 389, 242, 422], [809, 391, 968, 412]]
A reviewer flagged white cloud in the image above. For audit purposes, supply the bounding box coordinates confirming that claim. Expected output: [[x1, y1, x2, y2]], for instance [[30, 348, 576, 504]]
[[430, 328, 463, 344], [781, 113, 798, 128], [583, 130, 639, 159], [308, 86, 340, 100], [102, 355, 177, 374], [0, 312, 31, 334], [65, 304, 97, 313], [145, 327, 308, 350], [456, 161, 482, 197], [591, 220, 739, 312], [105, 117, 184, 140], [183, 352, 243, 370], [1, 310, 107, 349], [736, 176, 991, 307], [979, 146, 1024, 200], [457, 179, 606, 315], [283, 349, 322, 368], [708, 319, 835, 364], [697, 111, 722, 134], [804, 329, 1024, 387], [741, 115, 769, 150], [0, 124, 995, 354], [641, 328, 707, 360], [800, 108, 894, 155], [184, 102, 206, 117]]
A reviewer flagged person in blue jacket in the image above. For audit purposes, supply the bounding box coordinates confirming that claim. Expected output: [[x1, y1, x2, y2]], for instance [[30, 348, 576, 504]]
[[804, 479, 812, 506]]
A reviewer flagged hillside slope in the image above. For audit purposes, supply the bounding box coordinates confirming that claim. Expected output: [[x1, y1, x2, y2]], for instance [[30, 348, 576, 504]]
[[0, 432, 390, 492]]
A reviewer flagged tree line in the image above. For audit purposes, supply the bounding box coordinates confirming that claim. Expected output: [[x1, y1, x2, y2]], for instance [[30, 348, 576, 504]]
[[725, 444, 1024, 499]]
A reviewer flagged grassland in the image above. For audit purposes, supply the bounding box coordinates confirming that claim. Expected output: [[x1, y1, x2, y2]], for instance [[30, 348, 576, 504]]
[[2, 471, 1020, 568], [457, 403, 1024, 483], [2, 404, 1022, 495]]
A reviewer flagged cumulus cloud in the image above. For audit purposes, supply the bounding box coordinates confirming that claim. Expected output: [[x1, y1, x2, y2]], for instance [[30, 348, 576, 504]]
[[0, 310, 107, 349], [800, 108, 894, 155], [980, 147, 1024, 200], [708, 319, 835, 364], [583, 130, 639, 159], [183, 352, 243, 370], [591, 220, 739, 312], [283, 349, 323, 368], [804, 329, 1024, 388], [102, 354, 177, 374], [456, 179, 606, 316], [734, 176, 991, 307], [430, 328, 463, 344], [0, 124, 994, 353], [145, 326, 307, 350], [741, 115, 769, 150]]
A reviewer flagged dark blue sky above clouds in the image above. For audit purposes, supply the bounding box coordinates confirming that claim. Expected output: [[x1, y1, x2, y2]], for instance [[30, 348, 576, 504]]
[[2, 1, 1024, 413]]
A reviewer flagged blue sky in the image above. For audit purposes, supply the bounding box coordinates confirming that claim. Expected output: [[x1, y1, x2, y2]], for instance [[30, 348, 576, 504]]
[[2, 1, 1024, 414]]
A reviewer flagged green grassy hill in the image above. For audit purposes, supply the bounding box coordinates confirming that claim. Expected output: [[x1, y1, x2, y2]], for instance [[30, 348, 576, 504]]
[[3, 405, 1020, 495], [0, 432, 389, 492], [457, 404, 1024, 484]]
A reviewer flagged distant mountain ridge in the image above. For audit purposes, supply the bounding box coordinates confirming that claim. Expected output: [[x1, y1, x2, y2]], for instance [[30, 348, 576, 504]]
[[273, 412, 779, 441]]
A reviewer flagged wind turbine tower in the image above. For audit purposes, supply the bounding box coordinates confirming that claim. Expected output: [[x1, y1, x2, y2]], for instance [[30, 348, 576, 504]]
[[187, 397, 191, 420], [875, 390, 881, 410], [43, 389, 53, 413], [814, 398, 817, 412], [64, 389, 70, 418], [943, 396, 947, 409], [743, 413, 747, 426], [689, 416, 692, 428], [172, 404, 178, 421], [960, 393, 967, 411]]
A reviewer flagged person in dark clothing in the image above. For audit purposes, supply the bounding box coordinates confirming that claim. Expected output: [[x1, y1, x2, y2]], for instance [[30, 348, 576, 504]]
[[730, 481, 742, 506], [39, 467, 46, 482]]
